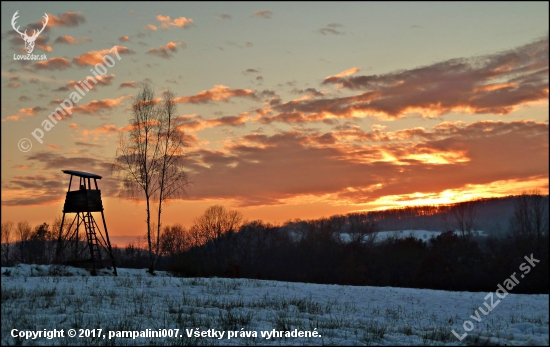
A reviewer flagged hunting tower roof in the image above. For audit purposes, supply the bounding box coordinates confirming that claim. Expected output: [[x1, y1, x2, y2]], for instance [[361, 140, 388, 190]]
[[62, 170, 102, 179]]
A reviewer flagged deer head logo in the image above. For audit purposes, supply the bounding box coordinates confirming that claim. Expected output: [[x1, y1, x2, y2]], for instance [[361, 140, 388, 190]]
[[11, 11, 49, 54]]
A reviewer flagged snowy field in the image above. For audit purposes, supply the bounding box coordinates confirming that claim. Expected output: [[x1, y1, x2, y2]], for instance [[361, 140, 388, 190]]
[[1, 264, 548, 346]]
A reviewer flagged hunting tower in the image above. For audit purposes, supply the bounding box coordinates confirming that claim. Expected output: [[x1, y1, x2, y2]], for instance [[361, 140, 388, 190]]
[[55, 170, 117, 275]]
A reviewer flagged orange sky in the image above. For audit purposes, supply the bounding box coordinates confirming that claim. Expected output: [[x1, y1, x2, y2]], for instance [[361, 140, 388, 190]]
[[1, 3, 548, 242]]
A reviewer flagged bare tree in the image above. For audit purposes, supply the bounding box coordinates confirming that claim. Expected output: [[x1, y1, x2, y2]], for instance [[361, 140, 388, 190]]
[[190, 205, 243, 266], [510, 190, 549, 251], [113, 84, 188, 274], [16, 221, 32, 263], [440, 205, 453, 232], [151, 90, 188, 270], [191, 205, 243, 243], [160, 224, 190, 257], [347, 213, 378, 247], [451, 201, 477, 240], [1, 221, 14, 265]]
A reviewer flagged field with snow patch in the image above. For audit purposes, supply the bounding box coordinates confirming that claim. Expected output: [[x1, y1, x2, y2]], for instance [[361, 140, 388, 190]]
[[1, 264, 548, 346]]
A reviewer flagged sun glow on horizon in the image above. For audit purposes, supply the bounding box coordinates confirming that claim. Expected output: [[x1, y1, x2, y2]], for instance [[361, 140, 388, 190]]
[[349, 177, 549, 212]]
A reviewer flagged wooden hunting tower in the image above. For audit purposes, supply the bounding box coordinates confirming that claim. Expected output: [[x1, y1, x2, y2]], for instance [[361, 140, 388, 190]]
[[55, 170, 117, 275]]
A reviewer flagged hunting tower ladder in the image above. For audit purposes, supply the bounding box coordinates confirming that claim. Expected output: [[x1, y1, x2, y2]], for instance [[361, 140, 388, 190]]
[[55, 170, 117, 275]]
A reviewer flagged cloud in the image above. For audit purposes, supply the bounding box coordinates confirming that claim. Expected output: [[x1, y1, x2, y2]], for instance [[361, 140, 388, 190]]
[[254, 10, 273, 19], [1, 152, 120, 206], [46, 11, 86, 27], [181, 120, 547, 207], [144, 24, 157, 31], [174, 85, 257, 104], [146, 41, 185, 59], [32, 56, 71, 70], [175, 114, 249, 132], [54, 35, 78, 44], [72, 45, 134, 66], [326, 67, 360, 79], [70, 96, 129, 115], [3, 106, 47, 122], [258, 37, 549, 125], [209, 115, 247, 127], [119, 36, 129, 42], [54, 35, 90, 44], [53, 74, 115, 92], [291, 88, 324, 96], [154, 15, 194, 29], [243, 68, 260, 74], [119, 81, 136, 89], [317, 36, 549, 119], [217, 14, 232, 20], [9, 31, 51, 53], [1, 174, 66, 206], [75, 141, 103, 148], [79, 124, 120, 139], [318, 25, 345, 35]]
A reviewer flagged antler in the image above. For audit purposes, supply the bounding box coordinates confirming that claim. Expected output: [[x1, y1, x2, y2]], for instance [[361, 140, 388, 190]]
[[31, 13, 49, 38], [11, 10, 26, 37]]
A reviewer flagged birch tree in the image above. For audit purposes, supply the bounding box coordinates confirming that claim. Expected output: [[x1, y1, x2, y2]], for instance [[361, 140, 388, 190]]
[[113, 84, 187, 274]]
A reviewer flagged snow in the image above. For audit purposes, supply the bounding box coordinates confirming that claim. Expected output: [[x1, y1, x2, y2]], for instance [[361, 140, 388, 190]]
[[339, 229, 488, 244], [1, 264, 548, 346]]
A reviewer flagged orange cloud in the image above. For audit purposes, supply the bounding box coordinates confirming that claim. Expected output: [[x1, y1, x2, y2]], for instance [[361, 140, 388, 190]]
[[179, 120, 547, 207], [54, 74, 115, 92], [80, 124, 120, 138], [252, 37, 549, 125], [4, 106, 46, 122], [54, 35, 90, 44], [155, 15, 194, 29], [46, 12, 85, 27], [326, 67, 360, 79], [175, 114, 249, 132], [54, 35, 77, 44], [70, 96, 129, 114], [146, 41, 185, 59], [314, 37, 549, 120], [119, 81, 136, 89], [33, 57, 71, 70], [174, 85, 257, 104], [157, 15, 171, 22], [72, 45, 134, 66], [34, 43, 52, 52]]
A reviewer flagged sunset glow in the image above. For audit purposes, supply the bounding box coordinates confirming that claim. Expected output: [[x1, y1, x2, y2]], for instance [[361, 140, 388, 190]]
[[1, 3, 548, 239]]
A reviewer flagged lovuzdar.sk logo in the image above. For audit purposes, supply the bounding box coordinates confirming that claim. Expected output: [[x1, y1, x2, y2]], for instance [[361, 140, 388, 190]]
[[11, 10, 49, 54]]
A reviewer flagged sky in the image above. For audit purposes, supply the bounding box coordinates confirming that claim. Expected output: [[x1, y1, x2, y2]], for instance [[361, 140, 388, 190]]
[[1, 2, 548, 241]]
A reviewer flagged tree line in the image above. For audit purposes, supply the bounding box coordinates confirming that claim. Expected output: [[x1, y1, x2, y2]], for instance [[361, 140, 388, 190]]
[[2, 192, 547, 294], [161, 193, 547, 294]]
